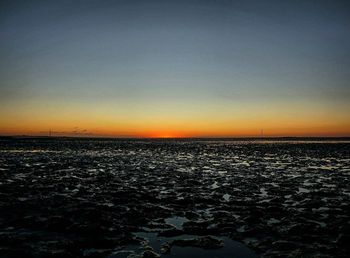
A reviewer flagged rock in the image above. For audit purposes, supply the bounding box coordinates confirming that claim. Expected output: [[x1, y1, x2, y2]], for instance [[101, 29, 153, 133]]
[[141, 250, 160, 258], [272, 240, 302, 251], [336, 233, 350, 248], [185, 211, 199, 220], [108, 250, 135, 258]]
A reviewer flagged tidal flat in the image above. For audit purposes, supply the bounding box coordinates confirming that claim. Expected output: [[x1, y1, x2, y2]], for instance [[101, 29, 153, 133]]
[[0, 138, 349, 257]]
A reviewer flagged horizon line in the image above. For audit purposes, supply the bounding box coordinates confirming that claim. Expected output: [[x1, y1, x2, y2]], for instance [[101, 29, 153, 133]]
[[1, 135, 350, 141]]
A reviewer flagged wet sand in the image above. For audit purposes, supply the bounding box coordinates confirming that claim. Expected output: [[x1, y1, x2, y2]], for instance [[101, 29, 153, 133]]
[[0, 138, 349, 257]]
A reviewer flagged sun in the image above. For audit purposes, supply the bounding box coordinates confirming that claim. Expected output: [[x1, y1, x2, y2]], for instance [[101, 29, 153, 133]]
[[158, 135, 173, 138], [144, 131, 189, 138]]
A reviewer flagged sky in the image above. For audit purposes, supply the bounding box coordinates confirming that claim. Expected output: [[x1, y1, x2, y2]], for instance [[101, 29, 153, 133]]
[[1, 0, 349, 137]]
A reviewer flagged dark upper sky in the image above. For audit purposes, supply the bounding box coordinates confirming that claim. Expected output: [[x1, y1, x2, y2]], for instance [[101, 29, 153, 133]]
[[1, 0, 349, 136]]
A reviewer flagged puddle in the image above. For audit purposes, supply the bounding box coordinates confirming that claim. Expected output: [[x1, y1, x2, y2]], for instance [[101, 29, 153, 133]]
[[223, 194, 230, 201], [259, 188, 268, 197], [165, 216, 189, 230], [163, 237, 258, 258], [211, 181, 219, 189], [131, 232, 258, 258], [298, 187, 310, 194]]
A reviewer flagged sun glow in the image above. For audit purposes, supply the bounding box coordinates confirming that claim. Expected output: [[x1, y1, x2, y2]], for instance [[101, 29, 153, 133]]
[[0, 98, 349, 137]]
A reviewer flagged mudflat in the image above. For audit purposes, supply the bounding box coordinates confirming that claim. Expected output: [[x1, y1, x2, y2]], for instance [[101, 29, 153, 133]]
[[0, 138, 349, 257]]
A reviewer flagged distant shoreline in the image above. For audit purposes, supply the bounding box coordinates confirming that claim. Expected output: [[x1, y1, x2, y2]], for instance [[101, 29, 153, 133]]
[[1, 135, 350, 141]]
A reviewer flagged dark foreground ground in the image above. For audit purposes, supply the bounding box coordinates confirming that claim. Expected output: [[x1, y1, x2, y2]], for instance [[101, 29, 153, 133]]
[[0, 138, 349, 257]]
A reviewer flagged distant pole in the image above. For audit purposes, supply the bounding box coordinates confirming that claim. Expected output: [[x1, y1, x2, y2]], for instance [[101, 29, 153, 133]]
[[261, 129, 264, 138], [49, 129, 52, 137]]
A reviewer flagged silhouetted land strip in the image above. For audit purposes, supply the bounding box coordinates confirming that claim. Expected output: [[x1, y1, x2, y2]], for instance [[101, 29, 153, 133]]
[[1, 135, 350, 142]]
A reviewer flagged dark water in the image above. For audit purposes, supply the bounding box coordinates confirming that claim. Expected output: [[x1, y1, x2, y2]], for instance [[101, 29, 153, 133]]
[[0, 138, 349, 257]]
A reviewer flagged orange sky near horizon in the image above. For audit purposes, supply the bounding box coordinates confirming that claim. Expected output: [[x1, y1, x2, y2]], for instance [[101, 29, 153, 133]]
[[1, 92, 349, 138], [1, 102, 349, 138], [1, 126, 349, 138]]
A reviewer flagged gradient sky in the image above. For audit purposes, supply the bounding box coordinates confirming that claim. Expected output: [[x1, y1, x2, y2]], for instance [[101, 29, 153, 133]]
[[1, 0, 349, 137]]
